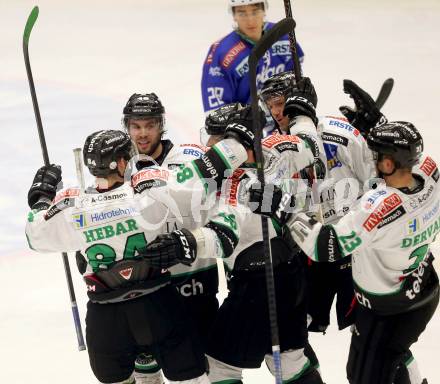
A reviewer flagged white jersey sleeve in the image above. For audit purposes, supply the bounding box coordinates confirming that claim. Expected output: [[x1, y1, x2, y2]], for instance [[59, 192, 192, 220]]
[[26, 188, 82, 252]]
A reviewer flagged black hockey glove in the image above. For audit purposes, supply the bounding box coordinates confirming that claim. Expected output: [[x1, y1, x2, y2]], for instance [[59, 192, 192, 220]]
[[224, 105, 266, 149], [140, 228, 197, 269], [28, 164, 62, 209], [339, 79, 388, 137], [248, 182, 295, 225], [283, 77, 318, 124]]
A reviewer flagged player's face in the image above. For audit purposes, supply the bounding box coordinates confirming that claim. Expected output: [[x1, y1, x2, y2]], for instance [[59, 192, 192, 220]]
[[233, 4, 265, 41], [266, 95, 289, 131], [127, 118, 162, 155]]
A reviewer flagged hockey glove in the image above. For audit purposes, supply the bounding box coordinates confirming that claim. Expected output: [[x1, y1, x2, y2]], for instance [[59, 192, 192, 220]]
[[224, 105, 266, 149], [339, 79, 388, 137], [141, 228, 197, 269], [28, 164, 62, 209], [248, 182, 295, 225], [283, 77, 318, 124]]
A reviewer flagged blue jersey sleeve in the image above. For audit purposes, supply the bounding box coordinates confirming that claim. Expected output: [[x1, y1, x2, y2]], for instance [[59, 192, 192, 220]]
[[201, 42, 235, 113]]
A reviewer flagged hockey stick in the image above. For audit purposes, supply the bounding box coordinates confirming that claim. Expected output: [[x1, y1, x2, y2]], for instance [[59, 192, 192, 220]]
[[249, 17, 297, 384], [23, 6, 86, 352], [375, 78, 394, 110], [73, 148, 86, 192], [282, 0, 301, 80]]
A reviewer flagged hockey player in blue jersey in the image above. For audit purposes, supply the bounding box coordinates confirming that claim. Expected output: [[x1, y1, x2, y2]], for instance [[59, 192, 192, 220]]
[[201, 0, 304, 114]]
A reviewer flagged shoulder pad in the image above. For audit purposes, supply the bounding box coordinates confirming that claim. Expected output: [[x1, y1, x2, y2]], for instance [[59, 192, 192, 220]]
[[320, 116, 361, 139], [417, 155, 439, 183], [262, 134, 300, 149], [361, 189, 405, 232], [131, 168, 170, 194], [53, 187, 80, 205], [44, 187, 80, 221]]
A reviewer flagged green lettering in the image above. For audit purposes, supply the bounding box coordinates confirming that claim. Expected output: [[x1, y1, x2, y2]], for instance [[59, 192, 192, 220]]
[[420, 231, 427, 243], [125, 219, 138, 232], [434, 218, 440, 233], [85, 244, 116, 271], [402, 238, 412, 248], [413, 234, 421, 246], [83, 230, 96, 243], [124, 233, 148, 259], [115, 222, 127, 235], [95, 227, 105, 240], [103, 225, 115, 238], [427, 225, 433, 237]]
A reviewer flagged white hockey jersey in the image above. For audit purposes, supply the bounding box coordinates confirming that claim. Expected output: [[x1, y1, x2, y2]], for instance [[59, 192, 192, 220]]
[[151, 141, 219, 295], [216, 132, 316, 272], [26, 139, 247, 302], [289, 155, 440, 314], [317, 115, 376, 224]]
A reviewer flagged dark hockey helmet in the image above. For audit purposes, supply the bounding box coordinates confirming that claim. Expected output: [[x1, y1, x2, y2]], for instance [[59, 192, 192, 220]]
[[260, 71, 296, 103], [367, 121, 423, 169], [122, 93, 165, 131], [83, 130, 132, 177], [205, 102, 246, 135]]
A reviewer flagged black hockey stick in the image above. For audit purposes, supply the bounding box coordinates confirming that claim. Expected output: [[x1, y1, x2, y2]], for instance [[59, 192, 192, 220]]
[[282, 0, 301, 80], [249, 17, 296, 384], [23, 6, 86, 352], [375, 78, 394, 110]]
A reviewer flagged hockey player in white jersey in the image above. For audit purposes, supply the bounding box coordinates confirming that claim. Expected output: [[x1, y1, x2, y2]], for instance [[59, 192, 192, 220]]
[[142, 100, 325, 383], [260, 71, 378, 332], [25, 125, 253, 384], [121, 93, 219, 383], [287, 122, 439, 384]]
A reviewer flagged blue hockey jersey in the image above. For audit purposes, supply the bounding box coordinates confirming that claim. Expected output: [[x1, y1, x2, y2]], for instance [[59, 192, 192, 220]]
[[201, 22, 304, 113]]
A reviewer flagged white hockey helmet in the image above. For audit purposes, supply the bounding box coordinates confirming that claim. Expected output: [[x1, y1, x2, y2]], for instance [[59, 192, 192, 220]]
[[228, 0, 269, 14]]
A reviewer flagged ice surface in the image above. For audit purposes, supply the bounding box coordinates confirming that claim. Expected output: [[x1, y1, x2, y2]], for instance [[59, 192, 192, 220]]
[[1, 0, 439, 382]]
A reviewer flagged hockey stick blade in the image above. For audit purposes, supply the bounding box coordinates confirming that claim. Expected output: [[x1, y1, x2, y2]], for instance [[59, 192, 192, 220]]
[[23, 6, 39, 46], [375, 78, 394, 110], [249, 17, 296, 384]]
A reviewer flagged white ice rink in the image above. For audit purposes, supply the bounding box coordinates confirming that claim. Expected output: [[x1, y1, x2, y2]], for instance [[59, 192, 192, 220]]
[[1, 0, 439, 382]]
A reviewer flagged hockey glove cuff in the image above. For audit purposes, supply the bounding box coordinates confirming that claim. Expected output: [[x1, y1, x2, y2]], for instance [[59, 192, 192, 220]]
[[283, 77, 318, 125], [141, 228, 197, 269], [28, 164, 62, 209]]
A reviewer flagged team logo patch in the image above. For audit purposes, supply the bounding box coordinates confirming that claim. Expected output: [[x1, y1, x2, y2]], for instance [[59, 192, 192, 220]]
[[53, 188, 80, 205], [363, 193, 403, 232], [119, 268, 133, 280], [262, 134, 300, 149], [226, 169, 246, 206], [377, 206, 406, 229], [324, 143, 342, 170], [73, 213, 87, 228], [132, 169, 169, 189], [222, 41, 246, 68], [420, 156, 438, 178], [407, 218, 420, 235], [206, 40, 220, 64], [322, 132, 349, 147]]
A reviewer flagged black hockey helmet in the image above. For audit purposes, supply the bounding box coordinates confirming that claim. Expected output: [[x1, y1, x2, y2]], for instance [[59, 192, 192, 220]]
[[260, 71, 295, 102], [205, 102, 246, 135], [83, 130, 132, 177], [201, 102, 250, 145], [122, 93, 165, 131], [367, 121, 423, 169]]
